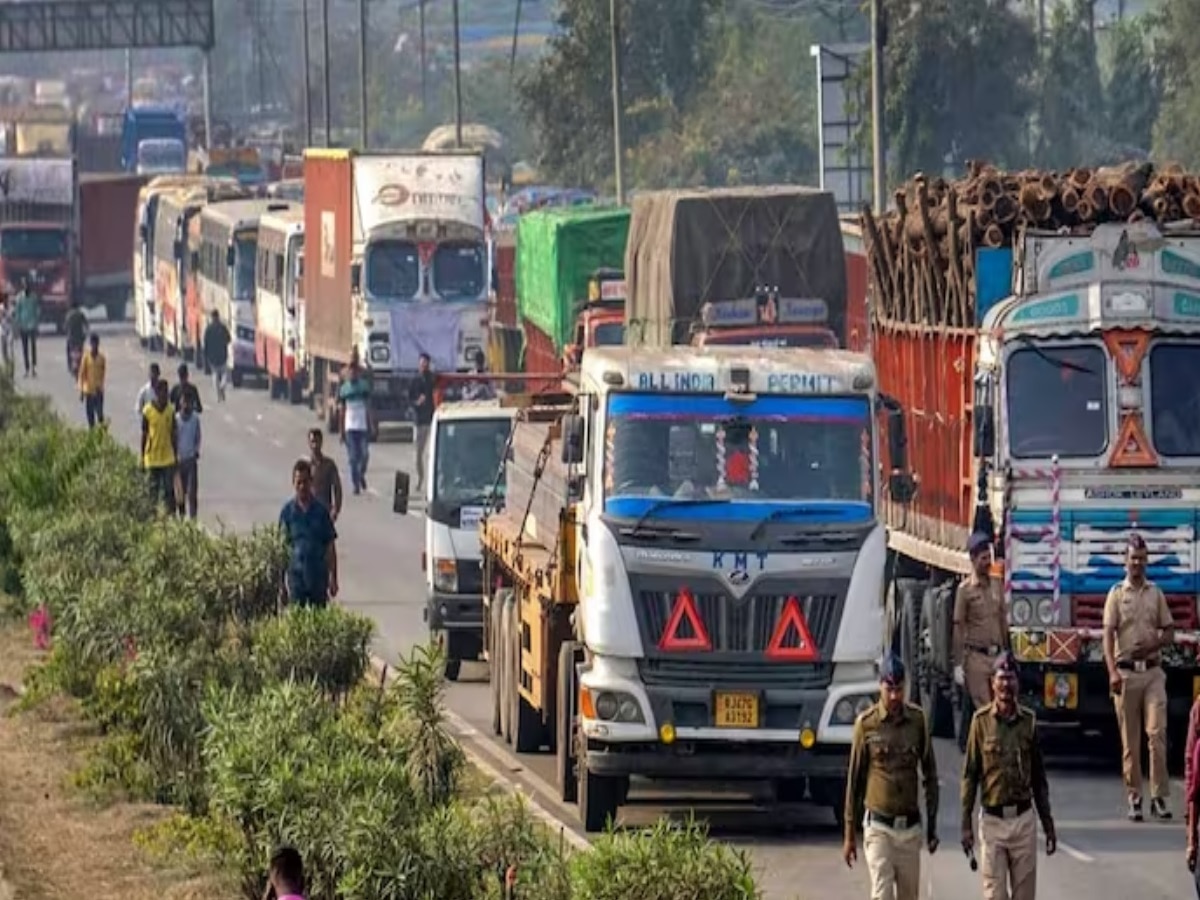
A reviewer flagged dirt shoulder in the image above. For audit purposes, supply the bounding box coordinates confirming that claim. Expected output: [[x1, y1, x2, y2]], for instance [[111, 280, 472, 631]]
[[0, 616, 236, 900]]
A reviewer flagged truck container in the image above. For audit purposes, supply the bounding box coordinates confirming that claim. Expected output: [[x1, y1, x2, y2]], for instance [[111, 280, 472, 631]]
[[0, 157, 78, 332], [515, 205, 629, 353], [857, 163, 1200, 754], [445, 345, 912, 833], [75, 132, 122, 173], [624, 187, 846, 347], [78, 173, 146, 321], [303, 148, 490, 436]]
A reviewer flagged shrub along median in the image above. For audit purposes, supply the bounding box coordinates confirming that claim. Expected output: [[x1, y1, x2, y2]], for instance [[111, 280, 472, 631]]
[[0, 374, 761, 900]]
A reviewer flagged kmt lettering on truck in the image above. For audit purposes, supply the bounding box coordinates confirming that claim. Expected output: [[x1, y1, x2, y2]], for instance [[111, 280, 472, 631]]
[[635, 371, 717, 391], [711, 551, 768, 571], [766, 373, 841, 393]]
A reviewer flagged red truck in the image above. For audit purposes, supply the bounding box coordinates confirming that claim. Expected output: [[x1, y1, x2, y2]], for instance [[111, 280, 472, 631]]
[[0, 158, 77, 332], [78, 173, 147, 322]]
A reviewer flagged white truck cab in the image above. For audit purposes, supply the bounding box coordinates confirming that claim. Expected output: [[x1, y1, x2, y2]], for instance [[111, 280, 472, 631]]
[[398, 399, 516, 679]]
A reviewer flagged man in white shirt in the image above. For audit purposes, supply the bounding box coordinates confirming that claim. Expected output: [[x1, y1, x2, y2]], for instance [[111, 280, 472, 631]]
[[135, 362, 161, 421], [338, 360, 373, 495]]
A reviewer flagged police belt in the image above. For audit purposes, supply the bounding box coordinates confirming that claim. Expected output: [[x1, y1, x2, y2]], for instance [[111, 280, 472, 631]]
[[982, 799, 1032, 819], [965, 642, 1003, 656], [866, 809, 921, 830], [1116, 659, 1160, 673]]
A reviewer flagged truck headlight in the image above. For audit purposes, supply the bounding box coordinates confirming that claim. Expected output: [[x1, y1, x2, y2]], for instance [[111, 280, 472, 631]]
[[590, 690, 644, 724], [432, 558, 457, 593], [369, 344, 390, 364], [1010, 597, 1033, 626], [832, 693, 877, 726], [236, 325, 254, 341]]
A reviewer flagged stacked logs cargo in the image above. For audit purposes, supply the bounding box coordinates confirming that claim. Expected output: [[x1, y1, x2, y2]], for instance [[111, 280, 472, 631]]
[[861, 160, 1200, 329], [504, 411, 572, 549]]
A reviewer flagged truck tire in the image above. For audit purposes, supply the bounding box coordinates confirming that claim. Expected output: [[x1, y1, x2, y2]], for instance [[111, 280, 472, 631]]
[[499, 598, 513, 743], [105, 299, 125, 322], [489, 590, 512, 737], [899, 583, 922, 704], [325, 399, 339, 435], [578, 757, 622, 833], [288, 377, 305, 405], [918, 588, 955, 739], [443, 655, 462, 682], [509, 594, 544, 753], [556, 641, 579, 803], [230, 368, 244, 389]]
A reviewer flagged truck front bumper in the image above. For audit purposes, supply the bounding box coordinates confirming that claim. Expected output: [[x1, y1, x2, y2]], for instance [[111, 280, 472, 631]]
[[584, 737, 849, 780], [365, 373, 415, 421], [1018, 661, 1199, 731], [424, 589, 484, 631]]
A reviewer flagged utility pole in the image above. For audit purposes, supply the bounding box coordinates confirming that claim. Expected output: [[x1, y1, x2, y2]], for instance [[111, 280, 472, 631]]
[[358, 0, 368, 148], [609, 0, 625, 204], [321, 0, 331, 146], [125, 49, 133, 106], [302, 0, 312, 147], [254, 1, 267, 114], [452, 0, 463, 147], [1038, 0, 1046, 43], [869, 0, 886, 213], [202, 52, 212, 149], [419, 0, 428, 113]]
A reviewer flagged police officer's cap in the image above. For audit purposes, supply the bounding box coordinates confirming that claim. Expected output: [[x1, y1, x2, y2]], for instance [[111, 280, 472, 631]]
[[993, 650, 1019, 675], [879, 651, 906, 685], [967, 532, 993, 557]]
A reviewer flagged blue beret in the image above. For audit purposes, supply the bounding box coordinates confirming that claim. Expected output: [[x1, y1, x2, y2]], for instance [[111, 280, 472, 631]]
[[967, 532, 993, 556], [993, 650, 1019, 674], [879, 651, 906, 684]]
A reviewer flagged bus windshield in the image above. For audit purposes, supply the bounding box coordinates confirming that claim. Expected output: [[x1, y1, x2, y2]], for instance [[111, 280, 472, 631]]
[[233, 234, 257, 300], [0, 227, 67, 260], [604, 393, 873, 522]]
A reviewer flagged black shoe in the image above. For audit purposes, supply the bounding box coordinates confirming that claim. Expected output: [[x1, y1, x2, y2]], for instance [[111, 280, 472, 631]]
[[1151, 797, 1172, 820], [1128, 796, 1144, 822]]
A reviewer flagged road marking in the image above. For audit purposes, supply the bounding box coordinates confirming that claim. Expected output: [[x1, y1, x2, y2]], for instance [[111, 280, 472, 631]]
[[271, 438, 284, 448], [246, 425, 259, 436], [366, 486, 381, 498], [1055, 839, 1094, 863]]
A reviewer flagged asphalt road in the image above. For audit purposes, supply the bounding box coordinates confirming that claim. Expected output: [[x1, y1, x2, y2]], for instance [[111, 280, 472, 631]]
[[18, 318, 1198, 900]]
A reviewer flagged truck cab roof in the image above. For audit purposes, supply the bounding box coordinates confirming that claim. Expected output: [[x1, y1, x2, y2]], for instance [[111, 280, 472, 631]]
[[434, 399, 518, 423]]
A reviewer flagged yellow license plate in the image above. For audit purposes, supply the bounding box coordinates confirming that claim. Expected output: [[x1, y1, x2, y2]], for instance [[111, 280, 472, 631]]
[[714, 692, 760, 728], [1044, 673, 1078, 710], [1192, 676, 1200, 701]]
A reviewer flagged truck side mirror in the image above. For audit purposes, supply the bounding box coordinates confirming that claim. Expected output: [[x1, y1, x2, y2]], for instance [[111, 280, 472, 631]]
[[561, 414, 584, 465], [225, 245, 235, 268], [173, 238, 183, 259], [974, 407, 995, 458], [275, 256, 285, 282], [878, 393, 908, 471], [568, 472, 585, 502], [351, 262, 362, 294], [393, 471, 410, 515], [139, 223, 147, 242]]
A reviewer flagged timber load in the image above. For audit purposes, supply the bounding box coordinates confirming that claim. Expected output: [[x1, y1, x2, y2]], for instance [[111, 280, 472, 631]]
[[861, 160, 1200, 327], [502, 398, 575, 550]]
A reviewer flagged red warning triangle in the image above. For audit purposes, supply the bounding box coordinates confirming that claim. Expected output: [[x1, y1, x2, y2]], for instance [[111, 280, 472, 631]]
[[1103, 329, 1150, 384], [765, 596, 819, 662], [658, 588, 711, 652], [1109, 413, 1158, 468]]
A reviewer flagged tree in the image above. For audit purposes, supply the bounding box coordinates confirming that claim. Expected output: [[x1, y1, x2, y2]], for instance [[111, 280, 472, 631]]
[[517, 0, 722, 187], [880, 0, 1037, 181], [1151, 0, 1200, 166], [1102, 17, 1160, 158], [1035, 0, 1106, 168]]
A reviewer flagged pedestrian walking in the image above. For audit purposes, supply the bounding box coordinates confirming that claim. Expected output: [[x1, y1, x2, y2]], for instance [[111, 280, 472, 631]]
[[170, 362, 204, 414], [1103, 532, 1174, 821], [135, 362, 161, 423], [308, 428, 343, 521], [64, 304, 88, 374], [1186, 692, 1200, 896], [961, 651, 1057, 900], [174, 392, 201, 519], [0, 296, 14, 377], [141, 379, 177, 512], [203, 310, 232, 401], [953, 532, 1009, 748], [842, 652, 939, 900], [77, 332, 106, 429], [409, 352, 436, 492], [264, 844, 307, 900], [279, 459, 339, 609], [13, 277, 39, 378], [339, 358, 372, 495]]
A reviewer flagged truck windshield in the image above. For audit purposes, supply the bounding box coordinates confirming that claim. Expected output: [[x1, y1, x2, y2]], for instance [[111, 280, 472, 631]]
[[233, 235, 257, 300], [434, 417, 511, 505], [1006, 344, 1106, 458], [0, 228, 66, 260], [136, 139, 185, 173], [366, 240, 419, 300], [593, 322, 625, 346], [604, 393, 873, 521], [1150, 342, 1200, 456], [433, 241, 486, 300]]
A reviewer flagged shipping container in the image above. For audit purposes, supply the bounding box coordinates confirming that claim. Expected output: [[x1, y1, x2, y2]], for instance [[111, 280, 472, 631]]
[[516, 205, 629, 351], [303, 150, 354, 366], [625, 187, 846, 347], [78, 173, 146, 320]]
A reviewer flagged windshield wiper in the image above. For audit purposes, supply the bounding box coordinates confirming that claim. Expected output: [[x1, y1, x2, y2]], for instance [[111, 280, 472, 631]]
[[749, 505, 837, 541], [619, 498, 729, 540]]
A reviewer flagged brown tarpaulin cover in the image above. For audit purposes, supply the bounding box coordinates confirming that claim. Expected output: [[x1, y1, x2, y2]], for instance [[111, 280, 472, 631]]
[[624, 186, 846, 346]]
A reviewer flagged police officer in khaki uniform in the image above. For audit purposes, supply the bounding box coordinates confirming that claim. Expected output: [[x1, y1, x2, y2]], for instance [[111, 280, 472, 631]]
[[954, 533, 1009, 732], [1103, 532, 1175, 821], [962, 651, 1057, 900], [843, 653, 939, 900]]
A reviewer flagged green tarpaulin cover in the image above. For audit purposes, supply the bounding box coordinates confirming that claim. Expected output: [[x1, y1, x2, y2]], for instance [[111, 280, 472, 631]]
[[516, 206, 630, 350]]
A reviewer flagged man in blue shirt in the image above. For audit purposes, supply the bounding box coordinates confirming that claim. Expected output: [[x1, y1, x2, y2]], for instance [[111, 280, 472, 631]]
[[279, 459, 339, 607]]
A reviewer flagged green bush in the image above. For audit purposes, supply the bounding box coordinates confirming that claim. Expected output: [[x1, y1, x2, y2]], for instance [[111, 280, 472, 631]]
[[252, 606, 374, 700]]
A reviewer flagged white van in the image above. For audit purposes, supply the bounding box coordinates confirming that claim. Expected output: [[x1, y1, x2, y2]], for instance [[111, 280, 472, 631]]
[[395, 399, 515, 680]]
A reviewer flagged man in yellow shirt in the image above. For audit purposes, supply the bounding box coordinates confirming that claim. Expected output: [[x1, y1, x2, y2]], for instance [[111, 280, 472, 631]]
[[141, 379, 177, 512], [77, 333, 106, 429]]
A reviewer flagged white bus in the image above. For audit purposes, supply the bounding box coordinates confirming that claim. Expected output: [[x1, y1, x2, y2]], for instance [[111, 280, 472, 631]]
[[254, 206, 305, 403], [196, 198, 294, 387]]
